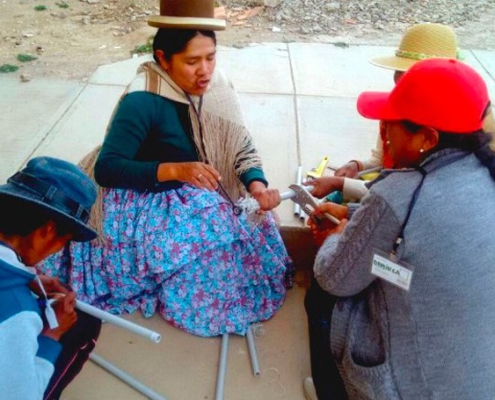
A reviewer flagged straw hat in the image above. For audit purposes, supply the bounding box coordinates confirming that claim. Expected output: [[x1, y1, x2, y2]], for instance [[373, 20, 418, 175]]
[[370, 23, 459, 72], [148, 0, 226, 31]]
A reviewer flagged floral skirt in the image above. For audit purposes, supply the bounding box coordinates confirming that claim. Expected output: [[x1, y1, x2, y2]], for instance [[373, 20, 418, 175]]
[[38, 185, 291, 337]]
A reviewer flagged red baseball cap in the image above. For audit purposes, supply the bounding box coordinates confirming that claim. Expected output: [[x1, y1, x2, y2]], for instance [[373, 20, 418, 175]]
[[357, 58, 489, 133]]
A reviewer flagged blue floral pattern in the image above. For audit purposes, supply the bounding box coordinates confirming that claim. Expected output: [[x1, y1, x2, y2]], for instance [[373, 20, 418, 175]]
[[38, 185, 291, 337]]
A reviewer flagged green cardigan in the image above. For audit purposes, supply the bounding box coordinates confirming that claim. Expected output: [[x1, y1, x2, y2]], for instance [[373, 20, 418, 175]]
[[94, 91, 267, 192]]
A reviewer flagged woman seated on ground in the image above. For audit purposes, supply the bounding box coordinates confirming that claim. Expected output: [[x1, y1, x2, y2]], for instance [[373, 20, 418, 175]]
[[38, 3, 292, 338], [307, 58, 495, 398]]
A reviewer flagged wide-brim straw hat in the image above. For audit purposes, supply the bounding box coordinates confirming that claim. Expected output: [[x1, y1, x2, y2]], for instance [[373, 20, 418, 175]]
[[148, 0, 226, 31], [370, 23, 459, 72]]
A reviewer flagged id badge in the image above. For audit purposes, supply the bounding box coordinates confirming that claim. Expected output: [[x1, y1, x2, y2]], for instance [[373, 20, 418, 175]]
[[371, 249, 414, 291]]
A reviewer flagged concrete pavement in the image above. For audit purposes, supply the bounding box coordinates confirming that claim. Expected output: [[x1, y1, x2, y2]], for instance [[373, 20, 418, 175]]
[[2, 42, 494, 229], [1, 42, 494, 399]]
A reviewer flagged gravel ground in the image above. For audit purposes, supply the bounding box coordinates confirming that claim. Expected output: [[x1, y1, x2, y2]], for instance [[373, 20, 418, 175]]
[[225, 0, 495, 30], [1, 0, 495, 81], [223, 0, 495, 49]]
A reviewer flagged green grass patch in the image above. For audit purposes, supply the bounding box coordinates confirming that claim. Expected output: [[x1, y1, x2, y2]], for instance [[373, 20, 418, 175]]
[[34, 4, 47, 11], [0, 64, 19, 73], [131, 36, 154, 55], [56, 1, 69, 8], [17, 53, 38, 62]]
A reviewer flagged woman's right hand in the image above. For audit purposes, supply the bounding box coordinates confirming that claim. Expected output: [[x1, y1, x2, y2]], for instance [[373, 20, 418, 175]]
[[42, 291, 78, 341], [334, 161, 360, 178], [159, 162, 222, 191], [305, 176, 344, 198]]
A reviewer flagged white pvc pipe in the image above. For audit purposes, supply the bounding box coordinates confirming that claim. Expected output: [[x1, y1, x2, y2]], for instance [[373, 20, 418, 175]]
[[246, 326, 261, 376], [76, 300, 161, 343], [298, 178, 308, 220], [280, 184, 314, 201], [215, 333, 229, 400], [90, 353, 167, 400], [279, 184, 340, 224], [294, 166, 302, 216]]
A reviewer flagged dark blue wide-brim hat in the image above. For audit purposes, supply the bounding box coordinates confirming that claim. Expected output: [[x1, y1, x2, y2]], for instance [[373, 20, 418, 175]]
[[0, 156, 97, 242]]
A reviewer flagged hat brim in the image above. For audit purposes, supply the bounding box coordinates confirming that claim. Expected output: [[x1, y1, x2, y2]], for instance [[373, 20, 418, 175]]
[[0, 189, 97, 242], [357, 91, 401, 122], [369, 56, 418, 72], [147, 16, 226, 31]]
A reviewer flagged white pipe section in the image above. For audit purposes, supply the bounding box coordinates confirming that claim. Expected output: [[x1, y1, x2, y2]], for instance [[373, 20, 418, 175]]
[[294, 166, 302, 216], [76, 300, 161, 343], [215, 333, 230, 400], [279, 184, 340, 224], [90, 353, 167, 400], [246, 326, 261, 376], [298, 178, 308, 220], [280, 184, 315, 201]]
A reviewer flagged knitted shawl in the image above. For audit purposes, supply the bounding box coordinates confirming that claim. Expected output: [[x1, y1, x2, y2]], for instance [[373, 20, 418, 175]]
[[80, 61, 263, 238]]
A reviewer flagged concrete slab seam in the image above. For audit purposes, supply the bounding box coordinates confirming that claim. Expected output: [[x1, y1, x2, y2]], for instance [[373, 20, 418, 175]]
[[469, 50, 495, 83], [287, 43, 302, 168], [22, 83, 87, 171]]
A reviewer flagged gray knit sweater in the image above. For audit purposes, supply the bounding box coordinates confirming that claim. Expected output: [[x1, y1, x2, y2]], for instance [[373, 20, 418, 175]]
[[315, 149, 495, 399]]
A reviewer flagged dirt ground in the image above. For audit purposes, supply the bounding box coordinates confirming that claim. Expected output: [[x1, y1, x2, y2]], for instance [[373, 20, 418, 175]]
[[1, 0, 495, 81]]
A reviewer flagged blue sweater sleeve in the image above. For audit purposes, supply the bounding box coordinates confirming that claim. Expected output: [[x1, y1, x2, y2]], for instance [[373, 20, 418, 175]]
[[0, 312, 62, 399]]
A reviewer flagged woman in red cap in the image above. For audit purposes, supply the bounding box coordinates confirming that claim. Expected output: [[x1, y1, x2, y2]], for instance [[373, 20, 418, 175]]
[[307, 58, 495, 398]]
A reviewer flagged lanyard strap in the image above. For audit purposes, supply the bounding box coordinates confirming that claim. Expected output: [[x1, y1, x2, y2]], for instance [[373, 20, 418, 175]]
[[392, 166, 426, 255]]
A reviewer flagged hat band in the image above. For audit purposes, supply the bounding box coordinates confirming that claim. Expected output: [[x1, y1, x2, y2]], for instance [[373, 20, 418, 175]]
[[395, 49, 438, 61], [8, 172, 90, 223], [395, 49, 462, 61]]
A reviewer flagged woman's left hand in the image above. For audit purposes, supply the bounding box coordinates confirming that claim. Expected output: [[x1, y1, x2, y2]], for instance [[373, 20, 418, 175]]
[[249, 182, 281, 211], [307, 202, 349, 247], [308, 217, 348, 247]]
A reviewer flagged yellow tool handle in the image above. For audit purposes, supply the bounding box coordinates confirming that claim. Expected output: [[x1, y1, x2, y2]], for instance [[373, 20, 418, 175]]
[[306, 156, 329, 178]]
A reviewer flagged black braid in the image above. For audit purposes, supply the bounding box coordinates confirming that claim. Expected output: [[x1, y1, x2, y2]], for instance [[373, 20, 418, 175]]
[[435, 130, 495, 181], [474, 136, 495, 181]]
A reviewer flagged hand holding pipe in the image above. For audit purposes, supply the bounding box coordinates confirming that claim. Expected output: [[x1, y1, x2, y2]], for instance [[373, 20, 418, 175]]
[[279, 184, 314, 201], [76, 300, 161, 343], [280, 184, 341, 225]]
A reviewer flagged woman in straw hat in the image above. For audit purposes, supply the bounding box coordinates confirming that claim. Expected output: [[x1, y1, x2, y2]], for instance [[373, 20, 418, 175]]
[[37, 0, 292, 337], [308, 22, 495, 203], [307, 58, 495, 398]]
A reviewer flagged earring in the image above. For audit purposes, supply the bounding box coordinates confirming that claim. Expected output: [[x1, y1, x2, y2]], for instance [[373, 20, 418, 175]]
[[385, 141, 391, 146], [419, 148, 425, 153]]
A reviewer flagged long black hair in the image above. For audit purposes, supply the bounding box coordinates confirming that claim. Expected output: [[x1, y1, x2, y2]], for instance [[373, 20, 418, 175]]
[[152, 28, 216, 63]]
